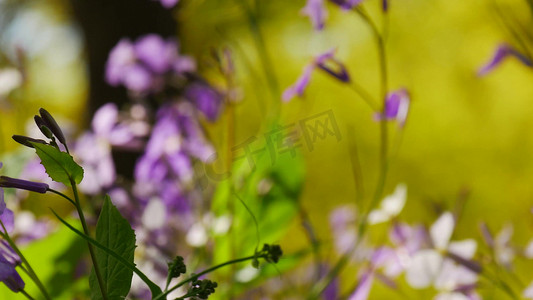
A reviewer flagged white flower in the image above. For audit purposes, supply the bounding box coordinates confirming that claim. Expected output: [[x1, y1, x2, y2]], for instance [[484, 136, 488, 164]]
[[405, 212, 478, 299], [368, 184, 407, 225], [0, 68, 22, 98]]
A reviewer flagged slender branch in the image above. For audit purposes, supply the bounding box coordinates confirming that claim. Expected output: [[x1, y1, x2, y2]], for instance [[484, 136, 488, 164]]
[[69, 179, 108, 300], [20, 289, 35, 300], [47, 188, 76, 206], [309, 7, 391, 299], [155, 255, 263, 300], [348, 81, 379, 111]]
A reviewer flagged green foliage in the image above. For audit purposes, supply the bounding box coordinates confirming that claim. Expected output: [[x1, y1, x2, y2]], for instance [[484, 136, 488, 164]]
[[53, 211, 163, 298], [89, 196, 136, 300], [31, 143, 84, 186], [211, 144, 305, 278]]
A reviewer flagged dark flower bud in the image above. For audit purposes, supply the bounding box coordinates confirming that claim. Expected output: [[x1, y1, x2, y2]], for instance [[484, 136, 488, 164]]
[[0, 176, 49, 194], [11, 135, 47, 148], [189, 278, 218, 299], [39, 108, 66, 145], [34, 115, 54, 139], [262, 244, 283, 264], [168, 256, 186, 278], [317, 61, 350, 83]]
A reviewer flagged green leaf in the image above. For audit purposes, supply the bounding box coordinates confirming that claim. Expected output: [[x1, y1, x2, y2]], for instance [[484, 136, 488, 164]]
[[89, 196, 136, 300], [52, 210, 163, 297], [31, 143, 84, 186]]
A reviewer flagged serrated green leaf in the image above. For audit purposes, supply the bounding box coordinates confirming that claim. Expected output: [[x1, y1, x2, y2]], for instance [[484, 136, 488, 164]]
[[31, 143, 84, 186], [89, 196, 136, 300], [52, 210, 163, 297]]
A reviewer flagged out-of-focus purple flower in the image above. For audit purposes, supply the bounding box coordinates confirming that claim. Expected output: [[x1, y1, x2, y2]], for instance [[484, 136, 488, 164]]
[[348, 270, 374, 300], [0, 209, 14, 234], [75, 103, 146, 195], [301, 0, 327, 30], [282, 65, 314, 102], [283, 48, 349, 102], [134, 35, 177, 74], [329, 205, 357, 254], [106, 39, 136, 86], [159, 0, 179, 8], [122, 64, 154, 93], [185, 82, 224, 122], [330, 0, 364, 10], [105, 35, 196, 94], [91, 103, 136, 146], [75, 132, 115, 195], [478, 44, 532, 76], [374, 89, 410, 127], [12, 212, 52, 245], [134, 102, 214, 211]]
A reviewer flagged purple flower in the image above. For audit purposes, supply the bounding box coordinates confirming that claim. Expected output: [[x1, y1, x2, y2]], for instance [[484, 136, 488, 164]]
[[159, 0, 179, 8], [106, 39, 136, 85], [330, 0, 364, 10], [0, 176, 49, 194], [283, 48, 350, 102], [185, 82, 224, 122], [0, 254, 24, 292], [348, 270, 374, 300], [122, 64, 154, 93], [134, 35, 177, 74], [0, 177, 22, 293], [134, 102, 213, 211], [105, 35, 196, 94], [374, 89, 410, 127], [478, 44, 532, 76], [301, 0, 327, 30]]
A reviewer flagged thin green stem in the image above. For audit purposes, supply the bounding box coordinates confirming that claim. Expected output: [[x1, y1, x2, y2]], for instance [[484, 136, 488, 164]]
[[69, 179, 108, 300], [348, 82, 379, 111], [309, 7, 391, 299], [237, 0, 280, 123], [155, 254, 262, 300], [0, 223, 51, 300], [47, 188, 76, 206], [20, 289, 35, 300]]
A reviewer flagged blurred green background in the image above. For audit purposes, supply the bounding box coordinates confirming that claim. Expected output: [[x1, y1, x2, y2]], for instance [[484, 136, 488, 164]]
[[2, 0, 533, 298]]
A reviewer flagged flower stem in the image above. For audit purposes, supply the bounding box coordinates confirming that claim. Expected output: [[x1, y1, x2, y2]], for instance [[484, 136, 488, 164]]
[[47, 188, 76, 206], [0, 223, 51, 300], [20, 289, 35, 300], [155, 254, 263, 300], [69, 178, 108, 300], [309, 7, 391, 299]]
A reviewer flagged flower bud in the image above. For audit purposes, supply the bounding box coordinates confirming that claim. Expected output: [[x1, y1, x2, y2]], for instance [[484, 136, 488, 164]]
[[11, 135, 47, 149], [0, 176, 49, 194], [39, 108, 66, 145]]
